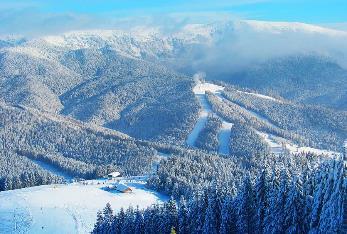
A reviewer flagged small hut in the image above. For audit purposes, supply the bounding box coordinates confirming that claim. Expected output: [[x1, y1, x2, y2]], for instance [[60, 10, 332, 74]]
[[107, 172, 121, 179], [115, 183, 132, 193]]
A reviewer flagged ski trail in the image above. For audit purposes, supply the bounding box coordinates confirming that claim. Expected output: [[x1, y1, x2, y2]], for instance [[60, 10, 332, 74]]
[[186, 94, 212, 146], [29, 159, 73, 182], [187, 79, 233, 155], [218, 122, 233, 155]]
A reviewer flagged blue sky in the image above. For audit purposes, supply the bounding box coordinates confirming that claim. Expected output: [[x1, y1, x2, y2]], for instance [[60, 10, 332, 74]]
[[1, 0, 347, 36]]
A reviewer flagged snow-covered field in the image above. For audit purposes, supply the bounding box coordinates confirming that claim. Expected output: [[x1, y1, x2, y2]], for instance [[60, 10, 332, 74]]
[[257, 131, 340, 156], [0, 180, 167, 233]]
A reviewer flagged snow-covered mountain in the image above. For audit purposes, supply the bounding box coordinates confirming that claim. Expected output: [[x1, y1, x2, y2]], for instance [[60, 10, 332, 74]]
[[5, 20, 347, 63], [0, 20, 346, 140], [0, 20, 346, 233]]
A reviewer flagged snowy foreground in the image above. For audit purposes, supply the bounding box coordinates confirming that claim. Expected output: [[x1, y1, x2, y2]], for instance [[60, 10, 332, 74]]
[[0, 179, 167, 233]]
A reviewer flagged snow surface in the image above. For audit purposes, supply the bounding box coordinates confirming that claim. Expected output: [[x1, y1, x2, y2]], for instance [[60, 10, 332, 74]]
[[187, 79, 233, 155], [257, 132, 340, 156], [0, 180, 167, 233]]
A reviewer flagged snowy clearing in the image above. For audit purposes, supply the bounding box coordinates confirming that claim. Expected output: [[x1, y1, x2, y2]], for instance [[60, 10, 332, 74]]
[[0, 180, 167, 234], [256, 131, 340, 156]]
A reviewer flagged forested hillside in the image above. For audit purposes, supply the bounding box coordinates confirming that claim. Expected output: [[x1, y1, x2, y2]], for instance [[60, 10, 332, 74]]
[[0, 103, 157, 190], [0, 47, 199, 143], [224, 55, 347, 110], [94, 156, 343, 233]]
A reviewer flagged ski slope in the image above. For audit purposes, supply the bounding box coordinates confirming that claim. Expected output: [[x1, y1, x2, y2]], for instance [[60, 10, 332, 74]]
[[30, 159, 73, 181], [187, 78, 339, 157], [0, 180, 167, 233], [237, 90, 282, 103], [187, 79, 233, 155]]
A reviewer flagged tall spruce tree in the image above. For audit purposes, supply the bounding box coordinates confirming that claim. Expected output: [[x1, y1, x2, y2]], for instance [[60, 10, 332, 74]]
[[255, 170, 268, 232], [178, 196, 189, 234], [203, 188, 220, 234], [134, 206, 144, 234], [236, 176, 256, 233]]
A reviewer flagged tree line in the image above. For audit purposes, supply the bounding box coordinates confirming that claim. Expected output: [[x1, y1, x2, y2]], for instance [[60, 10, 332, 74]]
[[93, 156, 344, 233]]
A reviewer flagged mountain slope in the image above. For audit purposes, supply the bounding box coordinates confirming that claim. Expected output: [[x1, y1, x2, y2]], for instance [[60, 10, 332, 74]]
[[224, 55, 347, 110]]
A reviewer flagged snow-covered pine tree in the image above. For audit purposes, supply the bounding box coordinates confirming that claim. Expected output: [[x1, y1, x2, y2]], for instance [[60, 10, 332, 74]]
[[309, 164, 327, 232], [134, 206, 144, 234], [121, 206, 135, 234], [236, 176, 256, 233], [301, 164, 314, 232], [284, 177, 304, 234], [178, 196, 189, 234], [113, 207, 125, 233], [190, 192, 208, 234], [203, 187, 220, 234], [255, 169, 269, 232], [263, 168, 280, 234], [318, 159, 344, 232], [220, 196, 236, 234], [102, 203, 113, 233], [164, 197, 178, 233], [92, 211, 104, 234]]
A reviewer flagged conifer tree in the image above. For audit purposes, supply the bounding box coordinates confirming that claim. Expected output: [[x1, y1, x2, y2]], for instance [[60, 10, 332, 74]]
[[284, 178, 304, 234], [178, 196, 189, 234], [92, 211, 104, 234], [220, 196, 235, 234], [203, 188, 220, 234], [255, 170, 268, 232], [236, 176, 256, 234], [134, 206, 144, 234]]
